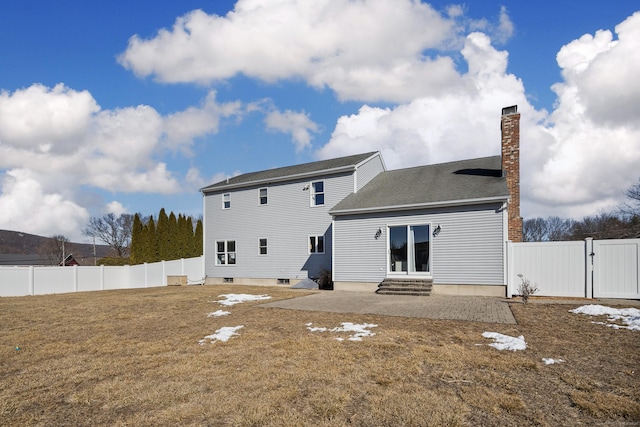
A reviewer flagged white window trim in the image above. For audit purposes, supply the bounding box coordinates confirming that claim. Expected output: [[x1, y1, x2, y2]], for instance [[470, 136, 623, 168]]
[[222, 193, 231, 210], [386, 223, 432, 276], [310, 180, 325, 207], [259, 188, 268, 206], [259, 238, 268, 255], [215, 240, 236, 266], [309, 235, 325, 254]]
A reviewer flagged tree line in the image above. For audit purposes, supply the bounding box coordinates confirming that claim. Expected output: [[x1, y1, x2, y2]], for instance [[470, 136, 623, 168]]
[[523, 178, 640, 242], [130, 209, 203, 264], [83, 209, 202, 265]]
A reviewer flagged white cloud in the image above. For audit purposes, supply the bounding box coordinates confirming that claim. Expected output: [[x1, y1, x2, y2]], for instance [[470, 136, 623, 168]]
[[164, 90, 243, 151], [105, 201, 128, 216], [0, 169, 90, 240], [265, 109, 319, 151], [0, 83, 247, 239], [0, 83, 99, 154], [317, 32, 536, 169], [184, 167, 206, 190], [119, 0, 477, 102], [317, 15, 640, 220], [557, 12, 640, 127], [496, 6, 514, 44]]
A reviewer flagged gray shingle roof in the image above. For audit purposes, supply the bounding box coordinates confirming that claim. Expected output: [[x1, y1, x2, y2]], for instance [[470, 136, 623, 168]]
[[201, 151, 379, 193], [330, 156, 509, 214]]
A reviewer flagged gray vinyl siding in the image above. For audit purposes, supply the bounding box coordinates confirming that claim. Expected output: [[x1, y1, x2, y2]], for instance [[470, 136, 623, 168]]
[[333, 203, 506, 285], [204, 171, 354, 280], [355, 154, 385, 192]]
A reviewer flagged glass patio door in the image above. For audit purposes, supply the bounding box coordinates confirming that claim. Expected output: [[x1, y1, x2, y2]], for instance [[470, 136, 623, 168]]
[[388, 225, 430, 274]]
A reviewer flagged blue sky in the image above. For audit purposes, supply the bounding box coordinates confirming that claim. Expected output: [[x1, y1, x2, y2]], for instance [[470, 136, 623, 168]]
[[1, 0, 639, 242]]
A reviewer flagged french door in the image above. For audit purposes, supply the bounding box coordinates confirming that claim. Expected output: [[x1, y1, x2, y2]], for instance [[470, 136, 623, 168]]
[[388, 225, 431, 274]]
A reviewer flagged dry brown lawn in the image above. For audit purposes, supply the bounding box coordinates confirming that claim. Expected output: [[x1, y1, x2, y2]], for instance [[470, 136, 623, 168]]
[[1, 285, 638, 426]]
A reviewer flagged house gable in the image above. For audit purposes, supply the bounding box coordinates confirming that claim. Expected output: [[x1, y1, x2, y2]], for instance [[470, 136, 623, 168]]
[[201, 152, 385, 283]]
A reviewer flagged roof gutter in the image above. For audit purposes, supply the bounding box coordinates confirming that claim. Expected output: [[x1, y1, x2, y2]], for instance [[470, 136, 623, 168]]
[[200, 165, 357, 194], [329, 195, 510, 216]]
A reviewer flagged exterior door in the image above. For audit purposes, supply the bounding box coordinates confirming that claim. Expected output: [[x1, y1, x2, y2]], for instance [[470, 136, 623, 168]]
[[388, 225, 430, 274]]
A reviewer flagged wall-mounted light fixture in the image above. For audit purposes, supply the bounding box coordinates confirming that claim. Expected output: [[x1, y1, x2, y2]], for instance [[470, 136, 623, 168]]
[[432, 224, 442, 237], [302, 184, 310, 191], [374, 228, 382, 240]]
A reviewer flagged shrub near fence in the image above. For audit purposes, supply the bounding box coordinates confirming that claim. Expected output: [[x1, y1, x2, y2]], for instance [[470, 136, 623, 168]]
[[0, 256, 205, 297]]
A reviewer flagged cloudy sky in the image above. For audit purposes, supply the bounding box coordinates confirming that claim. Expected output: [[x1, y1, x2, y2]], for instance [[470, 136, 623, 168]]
[[1, 0, 639, 242]]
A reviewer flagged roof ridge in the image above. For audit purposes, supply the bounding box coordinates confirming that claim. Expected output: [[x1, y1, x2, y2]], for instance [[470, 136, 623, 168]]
[[201, 151, 379, 192], [385, 155, 501, 172]]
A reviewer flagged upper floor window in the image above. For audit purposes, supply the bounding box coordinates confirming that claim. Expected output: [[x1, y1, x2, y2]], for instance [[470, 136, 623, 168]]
[[259, 188, 268, 205], [259, 238, 268, 255], [222, 193, 231, 209], [311, 181, 324, 206]]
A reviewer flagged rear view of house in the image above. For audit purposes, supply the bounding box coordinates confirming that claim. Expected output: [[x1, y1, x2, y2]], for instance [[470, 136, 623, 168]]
[[201, 152, 385, 285], [201, 106, 522, 296]]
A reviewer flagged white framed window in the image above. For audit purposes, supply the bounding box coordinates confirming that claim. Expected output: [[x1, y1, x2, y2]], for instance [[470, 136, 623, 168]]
[[259, 238, 268, 255], [259, 188, 268, 205], [216, 240, 236, 265], [222, 193, 231, 209], [309, 235, 324, 254], [310, 181, 324, 206]]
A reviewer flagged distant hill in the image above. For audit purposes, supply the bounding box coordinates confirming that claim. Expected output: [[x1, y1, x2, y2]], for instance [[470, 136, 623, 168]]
[[0, 230, 113, 266]]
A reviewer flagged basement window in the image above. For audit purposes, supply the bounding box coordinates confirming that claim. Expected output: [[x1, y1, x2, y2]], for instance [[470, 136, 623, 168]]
[[223, 277, 234, 283], [277, 278, 290, 285]]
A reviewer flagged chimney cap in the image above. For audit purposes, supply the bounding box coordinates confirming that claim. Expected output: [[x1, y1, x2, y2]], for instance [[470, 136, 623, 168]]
[[502, 105, 518, 116]]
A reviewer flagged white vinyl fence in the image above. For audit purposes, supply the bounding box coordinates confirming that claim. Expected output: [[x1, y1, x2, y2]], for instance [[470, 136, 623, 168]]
[[507, 238, 640, 299], [0, 256, 205, 297]]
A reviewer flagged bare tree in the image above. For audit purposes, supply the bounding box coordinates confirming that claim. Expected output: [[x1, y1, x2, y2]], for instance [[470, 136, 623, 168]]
[[619, 177, 640, 220], [523, 218, 547, 242], [83, 213, 133, 258], [569, 212, 632, 240], [546, 216, 573, 241], [523, 217, 573, 241], [40, 235, 72, 265]]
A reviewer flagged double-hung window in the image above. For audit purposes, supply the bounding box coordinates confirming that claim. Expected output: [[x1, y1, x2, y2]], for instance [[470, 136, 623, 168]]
[[309, 235, 324, 254], [259, 188, 268, 205], [311, 181, 324, 206], [259, 238, 268, 255], [216, 240, 236, 265], [222, 193, 231, 209]]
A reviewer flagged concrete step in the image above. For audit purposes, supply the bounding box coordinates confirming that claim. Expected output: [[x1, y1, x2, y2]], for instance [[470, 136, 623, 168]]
[[376, 278, 433, 296]]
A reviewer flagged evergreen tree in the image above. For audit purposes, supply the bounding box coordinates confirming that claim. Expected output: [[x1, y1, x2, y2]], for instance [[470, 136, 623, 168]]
[[194, 218, 203, 256], [185, 216, 195, 257], [156, 208, 170, 261], [168, 211, 178, 256], [177, 214, 188, 258], [130, 213, 144, 264], [146, 216, 157, 262]]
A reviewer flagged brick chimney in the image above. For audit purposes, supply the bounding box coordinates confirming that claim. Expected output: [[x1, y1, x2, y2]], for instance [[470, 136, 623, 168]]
[[501, 105, 522, 242]]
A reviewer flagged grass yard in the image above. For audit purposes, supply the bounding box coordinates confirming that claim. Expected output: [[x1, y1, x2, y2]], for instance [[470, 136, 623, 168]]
[[1, 285, 639, 426]]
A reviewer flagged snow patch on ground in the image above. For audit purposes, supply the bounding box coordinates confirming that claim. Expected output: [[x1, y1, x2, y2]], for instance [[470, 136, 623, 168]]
[[570, 305, 640, 331], [213, 294, 272, 306], [482, 332, 527, 351], [307, 322, 378, 341], [542, 358, 565, 365], [207, 310, 231, 317], [199, 326, 244, 344]]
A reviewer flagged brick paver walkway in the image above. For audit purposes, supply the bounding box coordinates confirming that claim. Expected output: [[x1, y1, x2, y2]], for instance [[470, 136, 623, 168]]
[[262, 292, 517, 324]]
